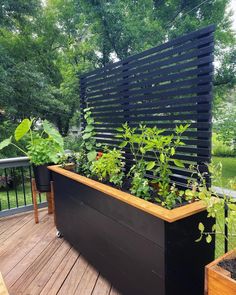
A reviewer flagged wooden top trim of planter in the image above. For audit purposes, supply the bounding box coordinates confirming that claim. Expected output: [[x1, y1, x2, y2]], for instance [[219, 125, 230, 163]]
[[48, 165, 206, 223]]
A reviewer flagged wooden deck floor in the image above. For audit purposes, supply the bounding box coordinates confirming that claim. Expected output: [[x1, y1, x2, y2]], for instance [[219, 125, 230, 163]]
[[0, 209, 121, 295]]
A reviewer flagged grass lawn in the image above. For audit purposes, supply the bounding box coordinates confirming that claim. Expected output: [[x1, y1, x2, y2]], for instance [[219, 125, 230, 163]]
[[212, 157, 236, 257], [212, 156, 236, 189]]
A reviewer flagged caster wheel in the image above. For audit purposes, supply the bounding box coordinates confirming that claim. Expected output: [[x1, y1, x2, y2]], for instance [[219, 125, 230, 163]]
[[56, 230, 63, 238]]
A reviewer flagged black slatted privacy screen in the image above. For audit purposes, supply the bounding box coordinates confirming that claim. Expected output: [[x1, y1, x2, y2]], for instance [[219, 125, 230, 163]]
[[80, 25, 215, 187]]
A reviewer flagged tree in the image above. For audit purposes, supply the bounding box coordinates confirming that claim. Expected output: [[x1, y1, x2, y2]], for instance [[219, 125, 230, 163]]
[[214, 99, 236, 152], [0, 0, 235, 140], [77, 0, 236, 97]]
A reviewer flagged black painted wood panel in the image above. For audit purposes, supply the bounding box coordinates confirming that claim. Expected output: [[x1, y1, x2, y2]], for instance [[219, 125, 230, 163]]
[[52, 172, 215, 295], [80, 25, 215, 188]]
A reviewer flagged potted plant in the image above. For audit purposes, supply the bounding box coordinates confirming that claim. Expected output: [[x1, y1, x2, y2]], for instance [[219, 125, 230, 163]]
[[48, 108, 215, 295], [0, 118, 64, 192], [193, 164, 236, 295]]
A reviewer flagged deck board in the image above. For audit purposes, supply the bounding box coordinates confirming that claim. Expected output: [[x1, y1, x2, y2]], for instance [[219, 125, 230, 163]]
[[0, 209, 121, 295]]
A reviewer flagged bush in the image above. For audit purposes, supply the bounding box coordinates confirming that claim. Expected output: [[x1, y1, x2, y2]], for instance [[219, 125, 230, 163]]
[[64, 135, 83, 152], [212, 134, 236, 157]]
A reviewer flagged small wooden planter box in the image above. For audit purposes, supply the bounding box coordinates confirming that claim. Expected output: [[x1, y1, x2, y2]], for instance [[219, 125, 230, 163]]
[[49, 166, 215, 295], [205, 249, 236, 295]]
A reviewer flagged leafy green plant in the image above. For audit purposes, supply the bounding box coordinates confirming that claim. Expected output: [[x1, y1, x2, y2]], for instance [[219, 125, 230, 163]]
[[116, 123, 152, 199], [212, 133, 235, 157], [130, 172, 151, 200], [75, 107, 101, 176], [64, 135, 83, 152], [91, 148, 124, 187], [116, 123, 189, 207], [193, 163, 236, 250], [143, 124, 189, 208], [214, 104, 236, 153], [0, 118, 64, 166]]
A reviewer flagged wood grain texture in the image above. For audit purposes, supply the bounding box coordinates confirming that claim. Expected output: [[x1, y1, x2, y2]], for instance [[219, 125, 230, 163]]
[[0, 210, 121, 295], [48, 165, 207, 223], [0, 273, 9, 295], [205, 249, 236, 295]]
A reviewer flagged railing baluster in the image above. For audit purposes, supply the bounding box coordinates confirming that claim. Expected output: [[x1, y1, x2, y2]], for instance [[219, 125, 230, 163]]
[[4, 168, 10, 209], [0, 157, 47, 217], [224, 202, 228, 253], [29, 166, 33, 203], [13, 168, 19, 207], [21, 167, 27, 206]]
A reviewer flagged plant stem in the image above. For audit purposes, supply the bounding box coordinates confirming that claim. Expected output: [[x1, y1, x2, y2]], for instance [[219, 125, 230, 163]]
[[11, 143, 28, 156]]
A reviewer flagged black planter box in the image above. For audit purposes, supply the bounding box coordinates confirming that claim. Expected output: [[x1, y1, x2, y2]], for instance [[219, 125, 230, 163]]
[[50, 166, 215, 295]]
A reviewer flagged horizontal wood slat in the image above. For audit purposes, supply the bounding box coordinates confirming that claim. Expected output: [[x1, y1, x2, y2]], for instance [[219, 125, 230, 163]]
[[83, 43, 214, 89], [80, 25, 215, 188], [81, 25, 215, 81]]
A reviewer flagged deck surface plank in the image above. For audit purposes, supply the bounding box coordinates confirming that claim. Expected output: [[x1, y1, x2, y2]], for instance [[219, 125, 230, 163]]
[[0, 211, 46, 257], [92, 275, 111, 295], [0, 213, 26, 234], [0, 209, 121, 295], [73, 264, 99, 295]]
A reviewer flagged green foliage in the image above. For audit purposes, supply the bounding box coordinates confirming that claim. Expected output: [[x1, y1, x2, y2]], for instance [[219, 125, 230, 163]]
[[143, 124, 189, 208], [91, 148, 124, 187], [116, 123, 189, 208], [27, 136, 63, 166], [116, 123, 152, 199], [212, 157, 236, 189], [75, 108, 101, 176], [0, 0, 235, 137], [64, 135, 83, 152], [212, 133, 235, 157], [0, 118, 64, 165], [194, 163, 236, 251], [0, 137, 12, 151], [214, 104, 236, 152], [130, 173, 151, 201], [15, 119, 32, 141]]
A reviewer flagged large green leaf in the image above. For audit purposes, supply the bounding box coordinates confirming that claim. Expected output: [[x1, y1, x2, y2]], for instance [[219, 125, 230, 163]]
[[173, 159, 184, 168], [84, 125, 94, 132], [0, 137, 12, 150], [82, 132, 92, 140], [43, 120, 63, 147], [146, 161, 155, 170], [160, 153, 165, 163], [14, 119, 32, 141], [119, 141, 128, 148], [116, 127, 123, 132], [87, 150, 97, 162]]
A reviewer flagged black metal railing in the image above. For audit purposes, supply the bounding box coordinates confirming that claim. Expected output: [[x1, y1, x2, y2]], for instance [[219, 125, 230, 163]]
[[0, 157, 47, 217]]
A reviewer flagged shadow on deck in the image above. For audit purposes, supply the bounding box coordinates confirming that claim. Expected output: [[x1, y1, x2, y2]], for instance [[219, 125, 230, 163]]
[[0, 209, 120, 295]]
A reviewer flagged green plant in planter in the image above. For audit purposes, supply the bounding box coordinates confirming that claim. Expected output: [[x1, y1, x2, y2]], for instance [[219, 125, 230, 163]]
[[194, 163, 236, 249], [116, 123, 152, 200], [75, 107, 101, 177], [91, 148, 124, 187], [143, 124, 189, 209], [0, 118, 64, 165]]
